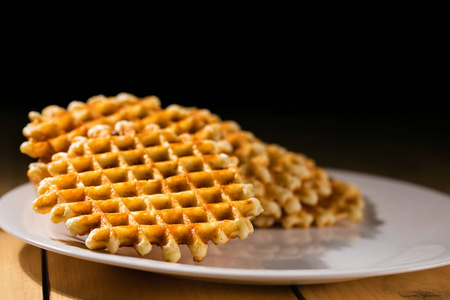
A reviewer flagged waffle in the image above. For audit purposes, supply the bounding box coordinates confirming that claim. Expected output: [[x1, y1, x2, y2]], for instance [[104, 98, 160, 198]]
[[30, 125, 262, 262], [129, 105, 333, 211], [21, 93, 161, 162], [280, 178, 364, 229], [92, 105, 337, 228], [22, 93, 363, 233], [196, 125, 341, 228]]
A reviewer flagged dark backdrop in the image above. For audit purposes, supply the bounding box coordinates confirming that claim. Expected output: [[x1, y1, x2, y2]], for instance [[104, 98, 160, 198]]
[[2, 20, 449, 194]]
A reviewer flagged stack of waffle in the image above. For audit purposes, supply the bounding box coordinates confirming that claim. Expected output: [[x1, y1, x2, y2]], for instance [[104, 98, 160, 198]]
[[21, 93, 364, 263]]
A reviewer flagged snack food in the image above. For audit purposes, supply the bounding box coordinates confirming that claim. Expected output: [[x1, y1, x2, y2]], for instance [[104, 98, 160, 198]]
[[21, 93, 161, 162], [28, 124, 262, 262], [21, 92, 364, 262], [118, 105, 363, 229]]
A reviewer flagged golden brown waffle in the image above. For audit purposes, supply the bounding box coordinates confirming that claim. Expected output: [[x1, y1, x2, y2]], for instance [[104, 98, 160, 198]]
[[134, 106, 360, 229], [22, 93, 363, 233], [21, 93, 161, 162], [281, 178, 364, 229], [202, 126, 334, 228], [30, 125, 262, 262], [80, 105, 336, 229]]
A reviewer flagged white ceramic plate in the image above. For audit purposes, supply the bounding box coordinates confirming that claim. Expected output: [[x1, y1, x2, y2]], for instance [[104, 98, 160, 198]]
[[1, 169, 450, 285]]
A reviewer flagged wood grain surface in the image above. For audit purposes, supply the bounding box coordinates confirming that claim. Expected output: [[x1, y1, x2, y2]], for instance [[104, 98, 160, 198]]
[[0, 229, 42, 300]]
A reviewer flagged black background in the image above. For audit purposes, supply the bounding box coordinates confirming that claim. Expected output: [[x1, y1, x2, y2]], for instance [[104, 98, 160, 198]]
[[2, 18, 449, 194]]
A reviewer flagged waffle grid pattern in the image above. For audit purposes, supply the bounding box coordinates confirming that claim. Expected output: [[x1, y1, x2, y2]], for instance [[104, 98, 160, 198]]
[[22, 93, 363, 258], [25, 98, 362, 230], [34, 127, 261, 262], [21, 93, 161, 161]]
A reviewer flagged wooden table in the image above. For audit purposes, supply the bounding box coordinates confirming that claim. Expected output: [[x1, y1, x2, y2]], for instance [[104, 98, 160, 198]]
[[1, 104, 449, 300]]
